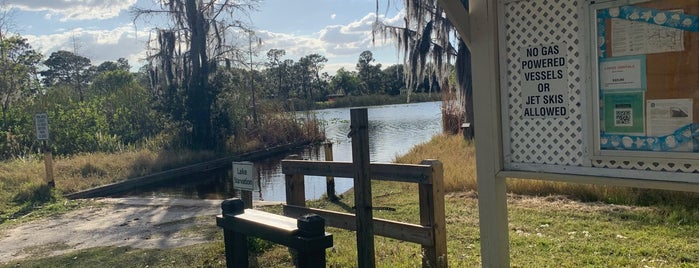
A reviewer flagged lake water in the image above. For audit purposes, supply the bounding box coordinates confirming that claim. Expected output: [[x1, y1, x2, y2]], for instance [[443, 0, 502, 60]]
[[129, 101, 443, 201]]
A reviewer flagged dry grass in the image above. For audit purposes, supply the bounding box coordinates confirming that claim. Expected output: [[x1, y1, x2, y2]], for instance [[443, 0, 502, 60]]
[[395, 134, 477, 192], [50, 150, 217, 194], [0, 149, 218, 223], [394, 134, 699, 207]]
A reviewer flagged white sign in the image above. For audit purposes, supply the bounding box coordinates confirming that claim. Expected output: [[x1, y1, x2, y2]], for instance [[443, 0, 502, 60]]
[[600, 56, 645, 91], [34, 113, 49, 141], [232, 162, 255, 191], [611, 13, 684, 57], [520, 43, 569, 118], [647, 99, 693, 136]]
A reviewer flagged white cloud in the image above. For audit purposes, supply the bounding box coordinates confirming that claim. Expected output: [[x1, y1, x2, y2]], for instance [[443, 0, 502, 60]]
[[254, 11, 403, 74], [7, 0, 137, 21], [330, 13, 336, 20], [26, 24, 150, 69]]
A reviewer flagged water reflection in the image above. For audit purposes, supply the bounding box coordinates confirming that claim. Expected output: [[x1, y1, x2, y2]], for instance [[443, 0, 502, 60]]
[[125, 101, 442, 201], [254, 101, 442, 201]]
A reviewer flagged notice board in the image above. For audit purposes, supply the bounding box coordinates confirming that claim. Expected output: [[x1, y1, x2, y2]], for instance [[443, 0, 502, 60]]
[[595, 0, 699, 153]]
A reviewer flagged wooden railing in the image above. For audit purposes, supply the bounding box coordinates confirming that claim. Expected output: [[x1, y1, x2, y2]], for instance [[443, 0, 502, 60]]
[[280, 108, 447, 268]]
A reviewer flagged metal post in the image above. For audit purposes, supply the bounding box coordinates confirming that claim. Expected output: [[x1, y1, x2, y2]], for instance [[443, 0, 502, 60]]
[[349, 108, 375, 267]]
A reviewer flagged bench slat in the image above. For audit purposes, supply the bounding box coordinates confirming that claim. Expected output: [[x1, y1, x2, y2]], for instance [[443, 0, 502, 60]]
[[235, 209, 298, 234]]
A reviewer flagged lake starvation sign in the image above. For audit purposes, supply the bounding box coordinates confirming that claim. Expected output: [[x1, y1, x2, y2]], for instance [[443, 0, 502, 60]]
[[232, 162, 254, 191], [520, 43, 569, 118]]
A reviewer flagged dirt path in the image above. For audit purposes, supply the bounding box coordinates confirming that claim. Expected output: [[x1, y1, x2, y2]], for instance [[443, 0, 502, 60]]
[[0, 197, 280, 264]]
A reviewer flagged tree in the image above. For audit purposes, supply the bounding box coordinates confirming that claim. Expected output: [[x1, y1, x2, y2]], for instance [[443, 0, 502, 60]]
[[279, 59, 294, 99], [91, 69, 134, 96], [297, 54, 327, 102], [329, 67, 361, 96], [94, 58, 130, 74], [133, 0, 260, 150], [41, 50, 93, 101], [266, 49, 285, 99], [375, 0, 472, 137], [356, 50, 384, 94], [382, 64, 405, 95], [0, 35, 41, 131]]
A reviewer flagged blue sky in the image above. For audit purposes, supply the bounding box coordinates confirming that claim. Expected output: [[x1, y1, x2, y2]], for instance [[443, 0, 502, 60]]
[[4, 0, 403, 74]]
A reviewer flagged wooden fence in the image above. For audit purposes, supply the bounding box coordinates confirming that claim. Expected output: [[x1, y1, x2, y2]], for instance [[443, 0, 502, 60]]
[[281, 108, 447, 268]]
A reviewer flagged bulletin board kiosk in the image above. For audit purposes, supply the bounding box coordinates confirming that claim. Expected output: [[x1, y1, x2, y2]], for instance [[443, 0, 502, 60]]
[[441, 0, 698, 266], [499, 0, 699, 183]]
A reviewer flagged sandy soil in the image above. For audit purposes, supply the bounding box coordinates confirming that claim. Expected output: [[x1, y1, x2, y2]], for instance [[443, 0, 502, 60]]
[[0, 197, 280, 264]]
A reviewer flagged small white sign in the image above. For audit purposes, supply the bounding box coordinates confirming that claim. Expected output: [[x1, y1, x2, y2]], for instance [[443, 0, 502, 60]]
[[520, 43, 569, 118], [647, 99, 693, 136], [34, 113, 49, 141], [232, 162, 255, 191], [600, 57, 644, 91]]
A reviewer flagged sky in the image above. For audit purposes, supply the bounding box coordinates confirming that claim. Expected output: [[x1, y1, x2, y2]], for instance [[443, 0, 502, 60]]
[[4, 0, 405, 75]]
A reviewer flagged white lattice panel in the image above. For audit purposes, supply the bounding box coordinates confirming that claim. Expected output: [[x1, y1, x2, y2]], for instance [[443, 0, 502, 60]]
[[592, 158, 698, 173], [504, 0, 585, 166], [502, 0, 698, 175]]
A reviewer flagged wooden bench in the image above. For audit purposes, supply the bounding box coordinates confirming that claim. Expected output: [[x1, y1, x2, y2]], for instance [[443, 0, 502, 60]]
[[216, 198, 333, 268]]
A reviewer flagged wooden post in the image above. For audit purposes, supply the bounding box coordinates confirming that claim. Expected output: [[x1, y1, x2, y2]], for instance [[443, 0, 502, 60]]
[[349, 108, 375, 267], [419, 160, 447, 267], [285, 155, 306, 207], [470, 0, 510, 266], [323, 142, 338, 201], [221, 198, 248, 268], [43, 141, 55, 188], [296, 214, 328, 268], [241, 190, 253, 209]]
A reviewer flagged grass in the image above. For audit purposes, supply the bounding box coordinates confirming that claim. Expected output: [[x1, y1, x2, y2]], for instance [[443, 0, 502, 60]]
[[2, 134, 698, 267], [0, 149, 218, 224], [0, 111, 322, 224], [4, 185, 697, 267], [396, 134, 699, 209]]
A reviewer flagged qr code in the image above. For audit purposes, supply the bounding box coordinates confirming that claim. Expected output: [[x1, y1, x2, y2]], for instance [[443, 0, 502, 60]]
[[614, 108, 633, 127]]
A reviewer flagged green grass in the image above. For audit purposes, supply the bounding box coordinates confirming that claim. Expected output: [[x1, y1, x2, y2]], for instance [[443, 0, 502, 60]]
[[2, 134, 698, 267], [3, 182, 697, 267]]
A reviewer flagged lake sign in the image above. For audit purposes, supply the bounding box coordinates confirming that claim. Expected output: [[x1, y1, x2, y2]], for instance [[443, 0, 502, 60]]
[[232, 161, 254, 191], [34, 113, 49, 141]]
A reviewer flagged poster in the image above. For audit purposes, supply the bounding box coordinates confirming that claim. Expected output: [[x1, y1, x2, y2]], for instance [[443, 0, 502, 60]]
[[647, 99, 693, 136], [603, 91, 645, 134], [520, 43, 569, 118], [610, 11, 684, 57], [599, 55, 646, 91], [647, 99, 694, 152]]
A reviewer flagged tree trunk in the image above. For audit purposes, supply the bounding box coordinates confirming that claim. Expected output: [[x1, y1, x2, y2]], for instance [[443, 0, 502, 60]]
[[456, 39, 474, 140], [185, 0, 214, 150]]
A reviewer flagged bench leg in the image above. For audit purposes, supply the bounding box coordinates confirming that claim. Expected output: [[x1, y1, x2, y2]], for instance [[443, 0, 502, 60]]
[[296, 250, 326, 268], [224, 229, 248, 268]]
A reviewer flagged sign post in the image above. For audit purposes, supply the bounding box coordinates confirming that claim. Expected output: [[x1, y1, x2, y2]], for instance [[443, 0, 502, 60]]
[[232, 161, 255, 208], [34, 113, 54, 188]]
